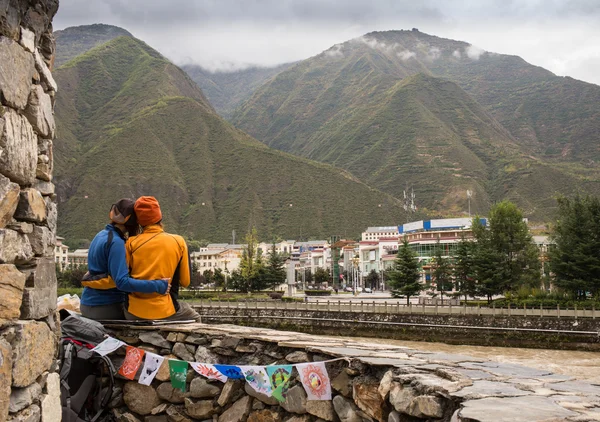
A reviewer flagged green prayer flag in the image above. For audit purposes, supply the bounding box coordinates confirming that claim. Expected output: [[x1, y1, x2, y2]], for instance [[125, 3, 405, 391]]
[[266, 365, 293, 402], [168, 359, 188, 392]]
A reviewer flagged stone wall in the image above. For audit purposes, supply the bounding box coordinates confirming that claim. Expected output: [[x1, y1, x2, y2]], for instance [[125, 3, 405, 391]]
[[196, 307, 600, 351], [106, 323, 600, 422], [0, 1, 60, 421]]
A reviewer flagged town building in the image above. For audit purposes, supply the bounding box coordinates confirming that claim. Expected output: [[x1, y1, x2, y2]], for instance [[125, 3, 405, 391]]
[[361, 226, 400, 241], [54, 236, 69, 270]]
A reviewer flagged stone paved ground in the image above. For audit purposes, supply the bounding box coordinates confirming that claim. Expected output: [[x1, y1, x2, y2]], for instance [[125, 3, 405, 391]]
[[143, 323, 600, 421]]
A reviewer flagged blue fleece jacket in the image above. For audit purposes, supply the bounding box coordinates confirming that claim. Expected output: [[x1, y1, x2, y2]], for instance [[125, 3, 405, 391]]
[[80, 224, 168, 306]]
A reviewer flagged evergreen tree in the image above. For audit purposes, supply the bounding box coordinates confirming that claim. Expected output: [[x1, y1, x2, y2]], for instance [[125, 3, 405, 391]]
[[550, 195, 600, 299], [264, 244, 287, 290], [388, 238, 422, 304], [213, 268, 226, 290], [454, 235, 477, 301], [431, 238, 453, 301], [472, 201, 540, 298]]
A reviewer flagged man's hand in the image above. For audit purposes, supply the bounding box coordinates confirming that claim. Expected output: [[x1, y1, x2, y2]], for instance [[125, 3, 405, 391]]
[[161, 278, 171, 295]]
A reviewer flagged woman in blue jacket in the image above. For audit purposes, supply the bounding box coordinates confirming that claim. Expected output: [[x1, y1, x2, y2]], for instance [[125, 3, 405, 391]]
[[79, 198, 170, 320]]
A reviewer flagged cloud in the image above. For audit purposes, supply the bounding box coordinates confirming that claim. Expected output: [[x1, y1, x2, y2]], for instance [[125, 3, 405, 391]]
[[465, 44, 485, 60], [398, 50, 416, 61], [427, 46, 441, 61], [324, 44, 344, 58], [52, 0, 600, 85], [452, 49, 462, 59]]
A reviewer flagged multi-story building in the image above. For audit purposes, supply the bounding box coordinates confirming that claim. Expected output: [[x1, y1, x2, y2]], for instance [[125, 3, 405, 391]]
[[67, 249, 89, 268], [362, 226, 400, 241], [54, 236, 69, 270]]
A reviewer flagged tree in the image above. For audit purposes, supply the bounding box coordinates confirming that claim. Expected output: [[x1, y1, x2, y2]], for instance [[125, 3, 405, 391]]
[[264, 244, 287, 290], [202, 270, 214, 287], [453, 235, 477, 301], [189, 262, 203, 288], [365, 269, 379, 289], [550, 195, 600, 299], [472, 201, 540, 299], [238, 227, 266, 292], [314, 267, 330, 284], [431, 238, 453, 301], [56, 264, 88, 288], [213, 268, 226, 291], [388, 238, 422, 304]]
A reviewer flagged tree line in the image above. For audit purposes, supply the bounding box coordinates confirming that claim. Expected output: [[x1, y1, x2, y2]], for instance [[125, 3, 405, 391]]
[[388, 197, 600, 304]]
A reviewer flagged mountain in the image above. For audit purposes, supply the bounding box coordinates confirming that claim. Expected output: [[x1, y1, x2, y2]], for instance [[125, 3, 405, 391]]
[[231, 29, 600, 220], [54, 24, 132, 67], [53, 36, 408, 244], [182, 63, 295, 119]]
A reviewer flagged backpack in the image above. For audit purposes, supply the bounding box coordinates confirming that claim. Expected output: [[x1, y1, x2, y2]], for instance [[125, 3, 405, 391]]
[[59, 310, 117, 422]]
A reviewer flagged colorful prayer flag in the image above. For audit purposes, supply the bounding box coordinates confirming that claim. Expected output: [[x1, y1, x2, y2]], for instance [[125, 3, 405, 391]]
[[190, 363, 228, 383], [240, 366, 272, 396], [139, 352, 165, 386], [214, 364, 245, 380], [297, 362, 331, 400], [118, 346, 145, 380], [266, 365, 293, 402], [91, 337, 125, 356], [168, 359, 188, 392]]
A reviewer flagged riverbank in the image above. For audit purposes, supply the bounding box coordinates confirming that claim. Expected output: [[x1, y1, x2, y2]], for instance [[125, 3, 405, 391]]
[[195, 305, 600, 351]]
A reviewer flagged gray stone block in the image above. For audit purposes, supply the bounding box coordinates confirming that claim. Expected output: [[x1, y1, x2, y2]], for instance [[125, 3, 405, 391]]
[[0, 37, 35, 109], [23, 84, 54, 138], [0, 228, 34, 264], [19, 257, 56, 288], [26, 225, 53, 256], [20, 284, 56, 319], [0, 109, 38, 185], [14, 188, 46, 224]]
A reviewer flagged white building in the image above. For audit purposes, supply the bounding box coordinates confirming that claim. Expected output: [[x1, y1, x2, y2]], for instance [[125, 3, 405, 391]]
[[362, 226, 400, 241], [55, 236, 69, 270]]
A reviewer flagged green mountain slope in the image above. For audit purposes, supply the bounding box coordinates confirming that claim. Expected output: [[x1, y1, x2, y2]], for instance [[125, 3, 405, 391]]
[[181, 63, 295, 119], [54, 24, 132, 67], [53, 36, 408, 244], [232, 30, 600, 220]]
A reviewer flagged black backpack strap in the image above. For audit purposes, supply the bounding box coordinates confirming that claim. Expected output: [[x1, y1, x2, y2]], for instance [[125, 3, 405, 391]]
[[59, 341, 76, 422], [105, 229, 114, 256]]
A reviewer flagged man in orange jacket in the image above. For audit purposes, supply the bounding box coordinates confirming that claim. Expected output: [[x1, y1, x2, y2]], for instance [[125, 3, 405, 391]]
[[123, 196, 201, 321]]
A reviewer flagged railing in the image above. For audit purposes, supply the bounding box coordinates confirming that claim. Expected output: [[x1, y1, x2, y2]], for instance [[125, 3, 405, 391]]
[[193, 299, 597, 319]]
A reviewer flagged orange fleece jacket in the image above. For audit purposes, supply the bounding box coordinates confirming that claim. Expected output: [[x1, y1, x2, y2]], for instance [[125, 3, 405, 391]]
[[125, 225, 190, 319]]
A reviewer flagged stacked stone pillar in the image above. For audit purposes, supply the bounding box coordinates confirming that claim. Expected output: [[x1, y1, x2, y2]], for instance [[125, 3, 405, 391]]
[[1, 1, 61, 421]]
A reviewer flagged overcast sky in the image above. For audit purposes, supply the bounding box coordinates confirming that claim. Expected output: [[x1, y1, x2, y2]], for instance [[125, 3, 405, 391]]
[[54, 0, 600, 85]]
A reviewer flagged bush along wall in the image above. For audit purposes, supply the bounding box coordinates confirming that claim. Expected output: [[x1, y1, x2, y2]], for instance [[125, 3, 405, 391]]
[[0, 1, 61, 421]]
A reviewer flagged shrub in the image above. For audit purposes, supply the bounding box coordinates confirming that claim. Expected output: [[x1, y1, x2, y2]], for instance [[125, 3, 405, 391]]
[[304, 290, 332, 296]]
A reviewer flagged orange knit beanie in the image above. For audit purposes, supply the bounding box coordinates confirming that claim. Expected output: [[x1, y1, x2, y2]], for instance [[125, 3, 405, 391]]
[[134, 196, 162, 226]]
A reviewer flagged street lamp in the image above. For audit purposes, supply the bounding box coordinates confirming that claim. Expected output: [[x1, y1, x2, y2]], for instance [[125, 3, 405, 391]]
[[352, 254, 359, 296], [223, 259, 230, 292]]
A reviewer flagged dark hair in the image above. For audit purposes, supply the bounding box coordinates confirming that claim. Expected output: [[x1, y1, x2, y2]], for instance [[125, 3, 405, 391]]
[[124, 212, 141, 238]]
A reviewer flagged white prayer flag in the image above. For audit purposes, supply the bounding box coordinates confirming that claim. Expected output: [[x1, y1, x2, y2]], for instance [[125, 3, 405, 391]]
[[296, 362, 331, 400], [240, 366, 273, 396], [190, 363, 228, 383], [138, 352, 165, 386], [91, 337, 125, 356]]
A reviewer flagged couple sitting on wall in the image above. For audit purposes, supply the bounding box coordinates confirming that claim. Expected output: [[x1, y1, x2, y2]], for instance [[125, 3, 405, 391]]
[[80, 196, 201, 322]]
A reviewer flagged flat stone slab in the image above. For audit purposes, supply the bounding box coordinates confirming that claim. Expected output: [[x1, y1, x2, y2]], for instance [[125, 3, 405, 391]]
[[456, 395, 578, 421], [452, 380, 530, 399]]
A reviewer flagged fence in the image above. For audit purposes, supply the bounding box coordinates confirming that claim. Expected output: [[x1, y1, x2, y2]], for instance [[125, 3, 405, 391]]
[[193, 299, 597, 319]]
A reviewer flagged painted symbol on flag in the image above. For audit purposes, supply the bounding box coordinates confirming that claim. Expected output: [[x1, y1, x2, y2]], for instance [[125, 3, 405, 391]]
[[214, 364, 245, 380], [266, 365, 293, 402], [297, 362, 331, 400], [118, 346, 145, 380], [240, 366, 272, 396], [190, 363, 228, 383], [138, 352, 165, 386], [91, 337, 125, 356], [168, 359, 188, 392]]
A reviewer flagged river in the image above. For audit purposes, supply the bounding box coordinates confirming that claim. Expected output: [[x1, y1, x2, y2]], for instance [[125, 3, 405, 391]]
[[352, 337, 600, 383]]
